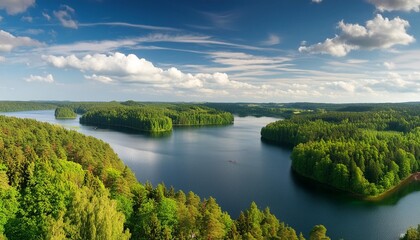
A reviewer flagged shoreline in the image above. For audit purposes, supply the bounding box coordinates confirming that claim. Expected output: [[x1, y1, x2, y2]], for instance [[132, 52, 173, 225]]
[[362, 172, 420, 201]]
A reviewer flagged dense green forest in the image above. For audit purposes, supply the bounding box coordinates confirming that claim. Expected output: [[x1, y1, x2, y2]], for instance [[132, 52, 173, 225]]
[[0, 115, 332, 239], [80, 104, 234, 133], [261, 106, 420, 197], [54, 107, 77, 119], [0, 101, 56, 112]]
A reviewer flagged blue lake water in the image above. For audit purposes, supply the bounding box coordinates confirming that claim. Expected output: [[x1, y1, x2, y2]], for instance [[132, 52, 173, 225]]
[[3, 110, 420, 240]]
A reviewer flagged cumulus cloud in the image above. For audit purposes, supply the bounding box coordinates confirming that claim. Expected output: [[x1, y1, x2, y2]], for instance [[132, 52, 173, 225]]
[[25, 74, 54, 83], [299, 14, 414, 56], [0, 0, 35, 15], [312, 0, 323, 3], [54, 5, 78, 29], [261, 34, 281, 46], [367, 0, 420, 12], [0, 29, 42, 52], [42, 52, 255, 92]]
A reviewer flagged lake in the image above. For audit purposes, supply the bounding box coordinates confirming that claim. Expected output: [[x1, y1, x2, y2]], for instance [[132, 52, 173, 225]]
[[3, 110, 420, 240]]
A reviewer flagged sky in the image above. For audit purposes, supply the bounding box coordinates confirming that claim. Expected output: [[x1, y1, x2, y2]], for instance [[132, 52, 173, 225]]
[[0, 0, 420, 103]]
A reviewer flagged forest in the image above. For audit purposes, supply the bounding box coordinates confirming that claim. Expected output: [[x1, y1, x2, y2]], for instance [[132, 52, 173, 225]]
[[0, 115, 331, 240], [79, 104, 234, 133], [54, 107, 77, 119], [261, 106, 420, 197]]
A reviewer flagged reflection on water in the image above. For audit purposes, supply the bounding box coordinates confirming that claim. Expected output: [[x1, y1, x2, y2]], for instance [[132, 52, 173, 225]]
[[3, 110, 420, 240]]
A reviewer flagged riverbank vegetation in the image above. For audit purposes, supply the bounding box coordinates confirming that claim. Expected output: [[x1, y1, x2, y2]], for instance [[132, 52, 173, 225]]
[[54, 107, 77, 119], [0, 115, 330, 239], [261, 106, 420, 197]]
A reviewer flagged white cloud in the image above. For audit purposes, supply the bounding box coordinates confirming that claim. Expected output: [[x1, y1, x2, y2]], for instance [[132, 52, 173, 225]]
[[0, 56, 5, 62], [42, 12, 51, 21], [54, 5, 78, 29], [43, 52, 256, 92], [261, 34, 281, 46], [0, 29, 42, 52], [384, 61, 395, 69], [299, 14, 414, 56], [84, 74, 113, 83], [79, 22, 179, 31], [21, 16, 32, 22], [312, 0, 323, 3], [25, 74, 54, 83], [367, 0, 420, 12], [24, 29, 44, 35], [367, 72, 420, 92], [0, 0, 35, 15]]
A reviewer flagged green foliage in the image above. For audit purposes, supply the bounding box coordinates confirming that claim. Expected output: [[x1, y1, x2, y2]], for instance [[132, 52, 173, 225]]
[[401, 225, 420, 240], [54, 107, 77, 119], [309, 225, 330, 240], [0, 165, 19, 235], [79, 104, 233, 133], [262, 107, 420, 197], [0, 115, 319, 239], [0, 101, 56, 112]]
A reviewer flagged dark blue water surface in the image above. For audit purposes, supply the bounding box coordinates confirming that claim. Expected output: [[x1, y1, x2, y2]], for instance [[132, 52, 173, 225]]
[[4, 110, 420, 240]]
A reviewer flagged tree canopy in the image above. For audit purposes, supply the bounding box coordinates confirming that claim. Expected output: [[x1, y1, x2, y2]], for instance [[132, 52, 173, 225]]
[[261, 107, 420, 197], [0, 115, 327, 239]]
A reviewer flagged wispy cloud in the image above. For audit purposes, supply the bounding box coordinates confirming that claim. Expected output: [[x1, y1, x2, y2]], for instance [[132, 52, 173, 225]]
[[36, 33, 279, 56], [199, 10, 240, 30], [261, 34, 281, 46], [21, 15, 33, 22], [54, 5, 78, 29], [42, 11, 51, 21], [79, 22, 179, 31]]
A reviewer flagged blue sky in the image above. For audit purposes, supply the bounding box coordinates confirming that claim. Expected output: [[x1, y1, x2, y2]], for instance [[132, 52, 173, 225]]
[[1, 0, 420, 102]]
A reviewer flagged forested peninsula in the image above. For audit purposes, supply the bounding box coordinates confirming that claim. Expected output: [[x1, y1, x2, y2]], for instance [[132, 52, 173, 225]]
[[261, 106, 420, 198], [0, 115, 331, 240]]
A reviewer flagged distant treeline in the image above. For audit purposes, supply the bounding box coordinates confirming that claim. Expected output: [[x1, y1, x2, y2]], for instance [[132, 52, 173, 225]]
[[0, 115, 330, 240], [79, 104, 234, 133], [261, 106, 420, 197], [0, 101, 56, 112], [203, 102, 420, 118]]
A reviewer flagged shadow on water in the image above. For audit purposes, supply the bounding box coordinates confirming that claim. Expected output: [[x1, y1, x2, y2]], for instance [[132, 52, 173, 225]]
[[260, 137, 294, 150], [81, 124, 173, 138], [261, 136, 420, 207], [173, 123, 233, 131], [291, 168, 420, 207]]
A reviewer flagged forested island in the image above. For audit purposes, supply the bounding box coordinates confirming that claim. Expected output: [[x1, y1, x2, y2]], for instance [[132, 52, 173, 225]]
[[54, 107, 77, 119], [0, 115, 331, 240], [261, 106, 420, 198], [79, 104, 234, 133]]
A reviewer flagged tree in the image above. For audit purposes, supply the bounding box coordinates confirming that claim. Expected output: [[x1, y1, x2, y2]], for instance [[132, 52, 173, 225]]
[[309, 225, 330, 240]]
